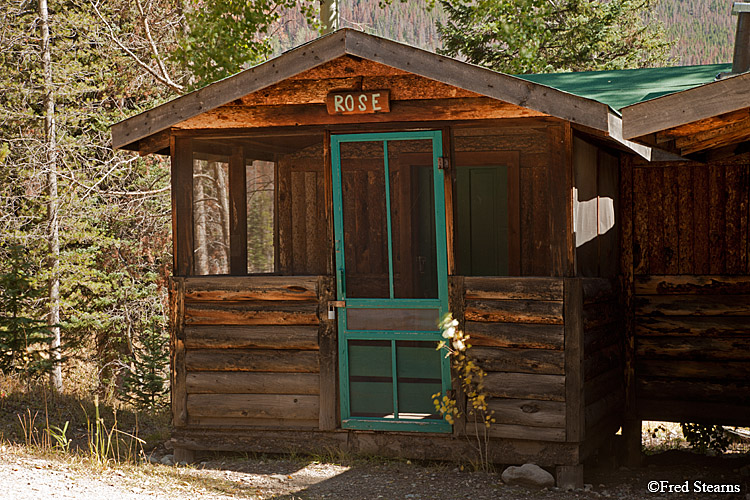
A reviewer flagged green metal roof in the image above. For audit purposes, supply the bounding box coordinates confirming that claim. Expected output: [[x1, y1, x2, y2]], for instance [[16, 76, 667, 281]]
[[517, 63, 732, 112]]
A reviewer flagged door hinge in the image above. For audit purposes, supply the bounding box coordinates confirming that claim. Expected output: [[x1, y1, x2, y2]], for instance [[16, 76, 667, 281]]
[[438, 157, 450, 170]]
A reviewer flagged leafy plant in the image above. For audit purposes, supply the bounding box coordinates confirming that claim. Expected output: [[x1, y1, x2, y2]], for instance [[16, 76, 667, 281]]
[[46, 421, 71, 453], [432, 313, 495, 471], [680, 423, 730, 454]]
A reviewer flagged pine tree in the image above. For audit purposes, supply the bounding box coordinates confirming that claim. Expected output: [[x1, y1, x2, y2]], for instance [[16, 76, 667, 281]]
[[119, 317, 169, 411], [0, 244, 55, 377], [438, 0, 671, 73]]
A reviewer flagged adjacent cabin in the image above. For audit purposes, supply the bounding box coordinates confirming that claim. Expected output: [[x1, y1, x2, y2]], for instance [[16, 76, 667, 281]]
[[111, 29, 750, 488]]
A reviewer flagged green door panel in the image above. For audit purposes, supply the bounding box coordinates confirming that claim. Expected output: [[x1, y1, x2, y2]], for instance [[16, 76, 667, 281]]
[[332, 131, 451, 433]]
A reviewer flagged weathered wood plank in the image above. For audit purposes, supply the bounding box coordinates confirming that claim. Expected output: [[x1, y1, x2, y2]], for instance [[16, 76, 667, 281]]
[[647, 167, 664, 274], [185, 301, 319, 325], [636, 336, 750, 361], [187, 394, 320, 420], [239, 74, 481, 106], [709, 163, 726, 274], [637, 378, 750, 405], [172, 138, 193, 276], [635, 294, 750, 316], [677, 164, 694, 274], [584, 390, 623, 430], [584, 342, 622, 382], [489, 398, 565, 428], [229, 149, 248, 274], [183, 276, 318, 301], [484, 372, 565, 402], [470, 346, 564, 375], [185, 349, 319, 372], [187, 417, 320, 429], [621, 72, 750, 139], [663, 166, 679, 274], [466, 321, 564, 350], [177, 98, 547, 130], [186, 372, 320, 394], [317, 276, 337, 431], [170, 278, 188, 427], [632, 167, 649, 274], [172, 427, 583, 467], [581, 278, 617, 305], [637, 359, 750, 380], [583, 323, 622, 355], [464, 277, 563, 301], [693, 165, 710, 274], [583, 368, 622, 405], [184, 325, 319, 350], [634, 275, 750, 295], [484, 423, 566, 442], [582, 300, 621, 330], [725, 164, 742, 274], [465, 299, 563, 325], [278, 159, 293, 274], [635, 315, 750, 337]]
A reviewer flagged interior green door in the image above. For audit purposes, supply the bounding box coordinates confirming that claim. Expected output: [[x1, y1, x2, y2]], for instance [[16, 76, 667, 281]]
[[331, 131, 451, 432]]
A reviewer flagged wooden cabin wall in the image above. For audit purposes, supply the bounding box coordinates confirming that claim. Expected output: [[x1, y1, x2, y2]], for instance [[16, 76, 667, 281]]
[[277, 143, 328, 275], [169, 276, 330, 430], [581, 279, 623, 442], [627, 153, 750, 425], [453, 120, 570, 277], [573, 137, 619, 278], [461, 277, 567, 442]]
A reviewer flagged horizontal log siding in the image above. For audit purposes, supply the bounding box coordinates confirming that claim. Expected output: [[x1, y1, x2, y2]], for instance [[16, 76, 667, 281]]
[[581, 279, 624, 434], [635, 275, 750, 425], [182, 276, 322, 429], [464, 277, 566, 442]]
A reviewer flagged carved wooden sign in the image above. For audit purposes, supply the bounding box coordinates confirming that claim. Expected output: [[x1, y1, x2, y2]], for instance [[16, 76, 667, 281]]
[[326, 90, 390, 115]]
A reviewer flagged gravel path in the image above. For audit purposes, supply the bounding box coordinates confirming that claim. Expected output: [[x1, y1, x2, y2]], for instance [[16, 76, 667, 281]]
[[1, 445, 748, 500]]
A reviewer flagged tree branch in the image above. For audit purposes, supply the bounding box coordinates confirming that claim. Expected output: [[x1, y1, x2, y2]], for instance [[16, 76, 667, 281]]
[[90, 0, 183, 92]]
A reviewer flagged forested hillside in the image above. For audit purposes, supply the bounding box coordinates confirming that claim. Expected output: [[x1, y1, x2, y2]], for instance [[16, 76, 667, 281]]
[[275, 0, 736, 67], [653, 0, 735, 65]]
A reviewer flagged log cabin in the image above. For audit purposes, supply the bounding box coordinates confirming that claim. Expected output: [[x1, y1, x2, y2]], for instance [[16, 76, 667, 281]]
[[111, 28, 750, 488]]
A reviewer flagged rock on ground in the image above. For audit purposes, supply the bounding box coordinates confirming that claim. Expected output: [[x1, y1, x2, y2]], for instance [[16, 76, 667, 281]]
[[501, 463, 555, 488]]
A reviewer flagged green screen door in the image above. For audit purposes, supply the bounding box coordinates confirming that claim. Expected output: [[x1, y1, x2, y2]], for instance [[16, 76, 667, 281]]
[[331, 131, 451, 432]]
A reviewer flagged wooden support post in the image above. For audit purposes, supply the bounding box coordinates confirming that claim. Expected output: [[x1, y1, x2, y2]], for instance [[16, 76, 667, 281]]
[[229, 147, 247, 275], [318, 275, 337, 430], [564, 278, 585, 444], [171, 137, 194, 276], [448, 276, 466, 437], [619, 155, 641, 467], [170, 277, 188, 427], [556, 465, 583, 490]]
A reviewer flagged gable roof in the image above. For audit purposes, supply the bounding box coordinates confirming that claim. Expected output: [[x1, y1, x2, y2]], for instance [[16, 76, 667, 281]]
[[518, 63, 731, 112], [621, 70, 750, 140], [112, 28, 619, 152]]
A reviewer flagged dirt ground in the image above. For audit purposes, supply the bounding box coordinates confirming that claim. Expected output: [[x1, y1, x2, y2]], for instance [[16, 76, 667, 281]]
[[1, 443, 748, 500]]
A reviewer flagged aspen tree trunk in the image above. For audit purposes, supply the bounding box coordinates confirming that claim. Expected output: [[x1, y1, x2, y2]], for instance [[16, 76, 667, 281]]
[[39, 0, 62, 391]]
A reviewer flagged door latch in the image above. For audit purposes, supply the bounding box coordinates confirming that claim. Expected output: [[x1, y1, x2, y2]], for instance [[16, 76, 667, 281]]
[[328, 300, 345, 320], [438, 157, 450, 170]]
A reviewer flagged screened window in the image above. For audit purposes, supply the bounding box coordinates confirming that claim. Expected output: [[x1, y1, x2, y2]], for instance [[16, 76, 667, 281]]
[[191, 139, 276, 275]]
